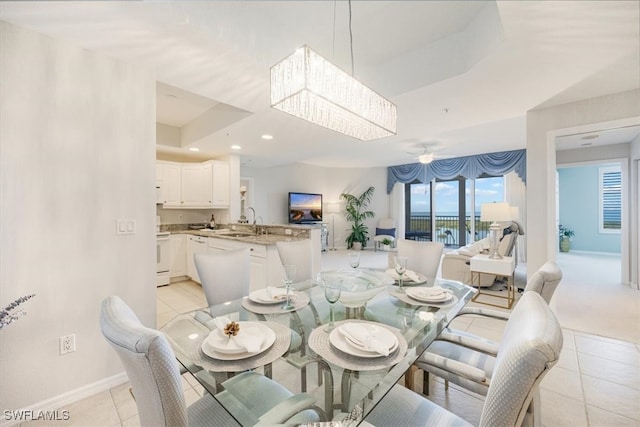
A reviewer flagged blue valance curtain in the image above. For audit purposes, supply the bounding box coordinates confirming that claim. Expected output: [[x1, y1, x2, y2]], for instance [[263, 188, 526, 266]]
[[387, 149, 526, 193]]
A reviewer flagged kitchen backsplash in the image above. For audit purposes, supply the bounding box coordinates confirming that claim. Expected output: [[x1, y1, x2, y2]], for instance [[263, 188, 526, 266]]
[[156, 207, 230, 226]]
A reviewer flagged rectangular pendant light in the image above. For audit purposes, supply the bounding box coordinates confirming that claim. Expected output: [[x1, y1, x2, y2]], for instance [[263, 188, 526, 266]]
[[270, 45, 397, 141]]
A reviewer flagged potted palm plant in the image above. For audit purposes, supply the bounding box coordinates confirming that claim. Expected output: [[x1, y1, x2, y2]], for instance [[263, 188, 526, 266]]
[[340, 186, 375, 250], [558, 224, 575, 252]]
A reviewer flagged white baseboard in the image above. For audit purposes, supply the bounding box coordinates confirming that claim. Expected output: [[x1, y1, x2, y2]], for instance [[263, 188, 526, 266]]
[[1, 372, 128, 427]]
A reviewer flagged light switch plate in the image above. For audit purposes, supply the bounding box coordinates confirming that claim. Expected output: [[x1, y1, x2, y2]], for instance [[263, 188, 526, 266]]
[[116, 219, 136, 235]]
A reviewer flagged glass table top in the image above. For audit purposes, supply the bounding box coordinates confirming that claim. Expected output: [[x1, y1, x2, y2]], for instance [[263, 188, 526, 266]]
[[161, 272, 475, 426]]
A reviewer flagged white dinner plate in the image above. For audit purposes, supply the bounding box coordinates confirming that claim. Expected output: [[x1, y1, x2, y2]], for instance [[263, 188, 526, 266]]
[[248, 288, 291, 305], [405, 287, 454, 303], [201, 322, 276, 360], [329, 323, 398, 358]]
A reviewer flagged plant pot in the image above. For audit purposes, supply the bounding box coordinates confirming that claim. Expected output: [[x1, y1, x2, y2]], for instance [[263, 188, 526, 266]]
[[559, 237, 571, 253], [352, 242, 363, 251], [382, 244, 391, 251]]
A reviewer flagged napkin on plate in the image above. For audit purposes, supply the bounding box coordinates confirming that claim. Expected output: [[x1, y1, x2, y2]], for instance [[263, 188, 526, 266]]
[[338, 323, 390, 356], [211, 317, 264, 353], [265, 286, 293, 302], [385, 269, 421, 282], [409, 287, 451, 301]]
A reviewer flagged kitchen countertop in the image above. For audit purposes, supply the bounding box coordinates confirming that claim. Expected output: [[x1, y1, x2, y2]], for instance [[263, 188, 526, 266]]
[[179, 229, 306, 246]]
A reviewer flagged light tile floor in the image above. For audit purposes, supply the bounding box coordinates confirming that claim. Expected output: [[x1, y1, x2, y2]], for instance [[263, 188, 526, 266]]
[[36, 250, 639, 426]]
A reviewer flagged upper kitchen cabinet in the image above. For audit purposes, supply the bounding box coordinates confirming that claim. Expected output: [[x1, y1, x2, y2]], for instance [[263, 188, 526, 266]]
[[208, 160, 229, 208], [181, 163, 210, 207], [157, 160, 229, 209], [162, 162, 182, 207]]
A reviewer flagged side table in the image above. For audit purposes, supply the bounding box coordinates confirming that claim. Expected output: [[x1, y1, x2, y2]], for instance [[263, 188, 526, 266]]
[[470, 254, 516, 309]]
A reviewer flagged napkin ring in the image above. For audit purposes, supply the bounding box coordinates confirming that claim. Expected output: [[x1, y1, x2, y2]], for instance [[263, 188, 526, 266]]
[[224, 321, 240, 337]]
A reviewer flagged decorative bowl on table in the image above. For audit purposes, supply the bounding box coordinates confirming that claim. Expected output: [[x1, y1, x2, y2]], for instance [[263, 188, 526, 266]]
[[321, 268, 394, 308]]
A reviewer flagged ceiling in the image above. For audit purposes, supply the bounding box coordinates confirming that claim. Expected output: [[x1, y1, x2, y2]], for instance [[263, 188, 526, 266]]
[[1, 1, 639, 168]]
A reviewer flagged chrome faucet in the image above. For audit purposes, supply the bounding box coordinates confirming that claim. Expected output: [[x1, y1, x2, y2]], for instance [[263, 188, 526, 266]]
[[245, 207, 256, 225]]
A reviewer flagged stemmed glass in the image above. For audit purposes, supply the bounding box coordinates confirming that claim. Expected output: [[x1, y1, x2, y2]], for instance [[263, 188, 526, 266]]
[[282, 265, 296, 310], [349, 252, 360, 269], [395, 256, 408, 293], [323, 279, 342, 332]]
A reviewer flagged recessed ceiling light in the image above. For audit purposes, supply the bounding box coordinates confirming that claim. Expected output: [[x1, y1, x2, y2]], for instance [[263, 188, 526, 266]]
[[261, 134, 274, 140], [581, 134, 599, 140], [231, 145, 242, 150], [188, 147, 199, 152]]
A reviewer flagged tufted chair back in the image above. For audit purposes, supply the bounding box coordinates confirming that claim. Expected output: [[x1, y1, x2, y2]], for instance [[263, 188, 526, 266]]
[[276, 239, 314, 290], [195, 248, 251, 311], [100, 296, 188, 427], [524, 261, 563, 304], [396, 238, 445, 278], [480, 292, 563, 427]]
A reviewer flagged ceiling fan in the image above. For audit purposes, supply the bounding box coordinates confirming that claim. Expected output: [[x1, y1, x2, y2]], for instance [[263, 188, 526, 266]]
[[407, 143, 453, 164]]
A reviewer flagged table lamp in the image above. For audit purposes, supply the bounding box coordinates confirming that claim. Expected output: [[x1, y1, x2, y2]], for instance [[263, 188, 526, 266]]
[[480, 202, 512, 259], [326, 202, 341, 251]]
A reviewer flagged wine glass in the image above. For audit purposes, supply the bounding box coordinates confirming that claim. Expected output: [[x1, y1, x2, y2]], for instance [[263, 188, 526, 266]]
[[348, 252, 360, 269], [282, 265, 296, 310], [395, 256, 408, 293], [324, 279, 342, 332]]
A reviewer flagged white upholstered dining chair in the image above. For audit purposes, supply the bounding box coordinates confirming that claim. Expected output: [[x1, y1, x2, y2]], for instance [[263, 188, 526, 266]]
[[364, 291, 563, 427], [194, 248, 250, 312], [395, 238, 445, 278], [276, 239, 314, 290], [414, 262, 562, 398], [100, 296, 324, 427]]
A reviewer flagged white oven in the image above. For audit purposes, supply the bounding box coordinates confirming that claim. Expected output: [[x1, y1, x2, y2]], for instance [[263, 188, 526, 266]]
[[157, 231, 171, 286]]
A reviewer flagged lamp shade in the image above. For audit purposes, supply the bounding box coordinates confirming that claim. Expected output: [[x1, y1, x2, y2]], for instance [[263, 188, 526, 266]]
[[480, 202, 512, 222]]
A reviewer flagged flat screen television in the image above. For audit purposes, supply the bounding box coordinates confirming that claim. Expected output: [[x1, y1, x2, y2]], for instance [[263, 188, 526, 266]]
[[288, 192, 323, 224]]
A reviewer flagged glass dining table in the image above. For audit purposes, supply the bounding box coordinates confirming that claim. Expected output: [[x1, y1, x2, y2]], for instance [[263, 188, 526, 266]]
[[161, 268, 476, 426]]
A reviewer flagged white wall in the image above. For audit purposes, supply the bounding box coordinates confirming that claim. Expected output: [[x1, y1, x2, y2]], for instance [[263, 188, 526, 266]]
[[526, 89, 640, 279], [241, 163, 389, 249], [630, 133, 640, 287], [0, 21, 156, 412]]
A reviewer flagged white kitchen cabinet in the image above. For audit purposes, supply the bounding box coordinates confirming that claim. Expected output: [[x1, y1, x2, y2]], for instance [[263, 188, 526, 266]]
[[161, 162, 182, 207], [209, 161, 229, 208], [157, 160, 229, 209], [181, 163, 209, 207], [169, 234, 186, 279], [186, 235, 208, 284]]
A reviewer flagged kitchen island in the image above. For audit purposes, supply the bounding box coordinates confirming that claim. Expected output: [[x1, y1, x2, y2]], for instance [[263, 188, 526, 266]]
[[162, 224, 322, 291]]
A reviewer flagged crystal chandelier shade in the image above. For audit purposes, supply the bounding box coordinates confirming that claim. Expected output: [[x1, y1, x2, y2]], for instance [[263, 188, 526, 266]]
[[270, 45, 397, 141]]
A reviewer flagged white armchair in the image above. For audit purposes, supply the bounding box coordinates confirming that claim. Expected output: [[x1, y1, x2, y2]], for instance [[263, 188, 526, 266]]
[[441, 222, 523, 287]]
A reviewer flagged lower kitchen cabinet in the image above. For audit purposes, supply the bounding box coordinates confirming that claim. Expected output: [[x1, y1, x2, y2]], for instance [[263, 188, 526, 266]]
[[170, 234, 187, 279], [186, 235, 208, 284]]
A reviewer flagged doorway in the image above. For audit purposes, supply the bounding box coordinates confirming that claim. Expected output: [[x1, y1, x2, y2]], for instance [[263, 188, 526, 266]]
[[553, 120, 640, 286]]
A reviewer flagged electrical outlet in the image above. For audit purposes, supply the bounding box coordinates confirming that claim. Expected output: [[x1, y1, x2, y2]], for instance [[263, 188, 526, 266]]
[[60, 334, 76, 355]]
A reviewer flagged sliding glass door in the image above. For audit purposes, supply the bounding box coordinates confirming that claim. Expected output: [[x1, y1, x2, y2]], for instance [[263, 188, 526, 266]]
[[405, 175, 505, 248]]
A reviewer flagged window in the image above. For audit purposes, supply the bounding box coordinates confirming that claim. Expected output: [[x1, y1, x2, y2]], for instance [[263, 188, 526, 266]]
[[405, 174, 504, 247], [599, 166, 621, 233]]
